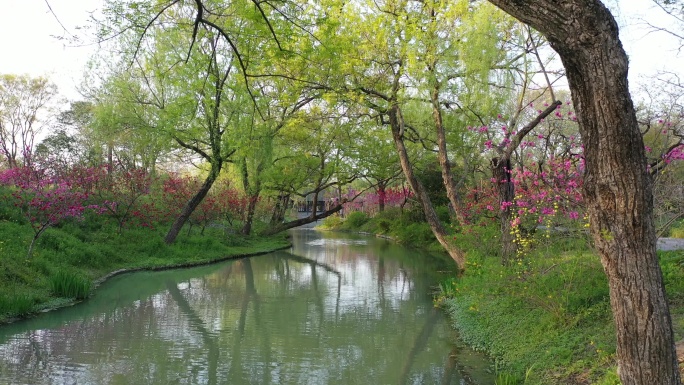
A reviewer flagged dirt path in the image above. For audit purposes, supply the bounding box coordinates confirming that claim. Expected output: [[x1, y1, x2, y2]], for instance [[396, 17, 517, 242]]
[[657, 238, 684, 251]]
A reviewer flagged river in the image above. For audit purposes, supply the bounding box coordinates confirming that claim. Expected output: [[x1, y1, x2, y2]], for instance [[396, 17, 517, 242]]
[[0, 229, 493, 384]]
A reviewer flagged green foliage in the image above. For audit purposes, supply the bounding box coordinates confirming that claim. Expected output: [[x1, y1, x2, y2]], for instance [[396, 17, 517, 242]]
[[415, 162, 449, 207], [439, 231, 629, 384], [670, 221, 684, 238], [659, 251, 684, 303], [0, 186, 25, 224], [0, 199, 290, 323], [0, 293, 35, 317], [394, 222, 434, 246], [344, 211, 369, 229], [50, 270, 92, 300], [594, 369, 621, 385], [495, 371, 524, 385], [435, 205, 451, 225], [320, 214, 343, 229]]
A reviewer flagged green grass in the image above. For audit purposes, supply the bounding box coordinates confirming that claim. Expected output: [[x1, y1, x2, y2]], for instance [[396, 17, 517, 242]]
[[0, 213, 290, 324], [0, 293, 35, 317], [50, 270, 92, 299], [437, 225, 684, 384]]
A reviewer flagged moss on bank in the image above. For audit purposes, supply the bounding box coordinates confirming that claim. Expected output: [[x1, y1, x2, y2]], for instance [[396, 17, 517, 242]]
[[0, 217, 290, 324]]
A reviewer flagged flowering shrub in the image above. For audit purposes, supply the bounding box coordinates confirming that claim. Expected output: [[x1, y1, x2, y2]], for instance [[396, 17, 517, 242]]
[[343, 186, 413, 216], [0, 166, 95, 258]]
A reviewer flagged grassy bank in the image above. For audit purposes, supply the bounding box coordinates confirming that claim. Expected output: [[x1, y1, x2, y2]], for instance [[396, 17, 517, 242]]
[[0, 214, 290, 324], [322, 210, 684, 384]]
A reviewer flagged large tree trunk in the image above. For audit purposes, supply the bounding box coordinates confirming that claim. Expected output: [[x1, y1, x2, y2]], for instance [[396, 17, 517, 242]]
[[388, 104, 466, 272], [487, 1, 681, 383], [164, 161, 222, 244]]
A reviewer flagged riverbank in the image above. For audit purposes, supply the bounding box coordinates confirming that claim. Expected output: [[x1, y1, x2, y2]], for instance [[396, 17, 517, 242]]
[[0, 218, 290, 325], [320, 211, 684, 384], [446, 235, 684, 384]]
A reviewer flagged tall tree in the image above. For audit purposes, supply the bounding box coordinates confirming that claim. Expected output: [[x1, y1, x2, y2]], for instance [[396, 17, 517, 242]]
[[487, 0, 681, 383], [261, 104, 360, 235], [0, 74, 57, 168]]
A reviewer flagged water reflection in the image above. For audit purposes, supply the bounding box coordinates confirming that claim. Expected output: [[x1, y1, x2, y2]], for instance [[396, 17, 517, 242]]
[[0, 229, 493, 384]]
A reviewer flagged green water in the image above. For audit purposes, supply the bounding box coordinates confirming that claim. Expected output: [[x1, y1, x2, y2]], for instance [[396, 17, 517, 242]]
[[0, 230, 494, 384]]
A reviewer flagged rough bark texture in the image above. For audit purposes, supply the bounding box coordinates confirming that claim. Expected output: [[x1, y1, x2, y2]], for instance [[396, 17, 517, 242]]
[[487, 1, 681, 383], [388, 104, 466, 272]]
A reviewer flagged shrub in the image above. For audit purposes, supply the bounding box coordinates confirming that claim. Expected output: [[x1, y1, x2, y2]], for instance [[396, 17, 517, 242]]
[[435, 205, 451, 224], [344, 211, 368, 229], [394, 222, 434, 246], [376, 218, 392, 233], [374, 207, 403, 221], [320, 214, 343, 229], [50, 270, 91, 299], [670, 221, 684, 238]]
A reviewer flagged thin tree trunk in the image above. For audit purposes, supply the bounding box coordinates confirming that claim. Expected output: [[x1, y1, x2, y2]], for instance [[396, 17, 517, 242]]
[[241, 196, 258, 236], [377, 181, 386, 213], [164, 161, 222, 244], [431, 81, 468, 227], [487, 1, 680, 383], [260, 201, 346, 236], [492, 156, 516, 263], [270, 193, 290, 225], [388, 104, 466, 272], [240, 160, 263, 236]]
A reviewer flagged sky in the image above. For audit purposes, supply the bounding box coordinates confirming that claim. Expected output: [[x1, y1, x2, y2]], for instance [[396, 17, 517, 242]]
[[0, 0, 682, 103]]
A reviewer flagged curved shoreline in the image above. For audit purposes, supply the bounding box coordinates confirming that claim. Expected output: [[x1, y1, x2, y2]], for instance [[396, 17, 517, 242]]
[[2, 243, 292, 326]]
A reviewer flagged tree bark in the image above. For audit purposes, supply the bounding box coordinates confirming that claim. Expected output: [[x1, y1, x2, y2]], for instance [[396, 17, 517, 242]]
[[270, 193, 290, 225], [164, 161, 222, 244], [491, 156, 516, 263], [240, 160, 262, 236], [377, 180, 386, 213], [431, 83, 468, 228], [388, 104, 466, 272], [487, 1, 681, 383]]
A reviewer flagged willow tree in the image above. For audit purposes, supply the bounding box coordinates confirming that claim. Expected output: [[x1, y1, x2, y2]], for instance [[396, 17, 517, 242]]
[[317, 0, 516, 271], [93, 1, 260, 243], [487, 0, 681, 383], [261, 103, 361, 235], [87, 72, 172, 175], [232, 84, 319, 236]]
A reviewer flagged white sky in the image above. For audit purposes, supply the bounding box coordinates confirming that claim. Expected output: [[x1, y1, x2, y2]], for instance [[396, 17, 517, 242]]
[[0, 0, 682, 104]]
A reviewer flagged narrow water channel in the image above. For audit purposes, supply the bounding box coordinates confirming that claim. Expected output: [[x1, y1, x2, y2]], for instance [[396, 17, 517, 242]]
[[0, 229, 494, 384]]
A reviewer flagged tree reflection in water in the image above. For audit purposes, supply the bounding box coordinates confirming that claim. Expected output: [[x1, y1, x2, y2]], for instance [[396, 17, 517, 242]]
[[0, 230, 494, 384]]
